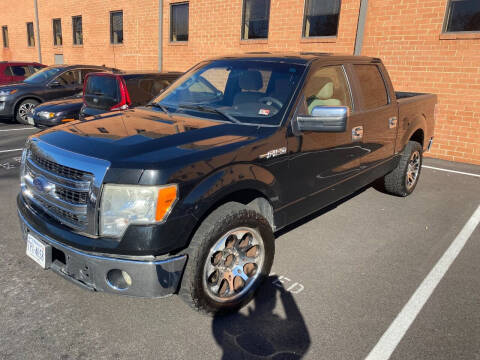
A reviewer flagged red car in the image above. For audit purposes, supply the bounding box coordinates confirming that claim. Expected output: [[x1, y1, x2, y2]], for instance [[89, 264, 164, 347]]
[[0, 61, 46, 85]]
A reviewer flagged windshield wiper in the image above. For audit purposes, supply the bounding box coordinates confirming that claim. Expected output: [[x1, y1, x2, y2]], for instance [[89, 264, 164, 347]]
[[178, 104, 240, 124], [146, 102, 172, 117]]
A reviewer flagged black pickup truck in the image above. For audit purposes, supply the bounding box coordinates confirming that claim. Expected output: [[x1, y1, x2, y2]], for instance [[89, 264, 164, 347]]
[[18, 53, 436, 313]]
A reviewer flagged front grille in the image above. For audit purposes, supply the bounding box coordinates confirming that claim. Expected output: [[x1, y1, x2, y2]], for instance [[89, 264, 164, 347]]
[[35, 197, 82, 225], [30, 147, 91, 181], [23, 148, 92, 232], [55, 187, 88, 205]]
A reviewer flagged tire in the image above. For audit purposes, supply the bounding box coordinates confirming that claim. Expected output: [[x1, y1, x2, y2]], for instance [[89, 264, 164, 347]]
[[179, 202, 275, 314], [16, 99, 39, 124], [384, 141, 423, 197]]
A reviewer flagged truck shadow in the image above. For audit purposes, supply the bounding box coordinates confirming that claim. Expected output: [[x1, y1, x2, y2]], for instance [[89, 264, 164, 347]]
[[212, 275, 310, 359]]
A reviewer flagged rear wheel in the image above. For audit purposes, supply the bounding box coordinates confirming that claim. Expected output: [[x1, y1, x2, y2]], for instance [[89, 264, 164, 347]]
[[179, 202, 274, 314], [16, 99, 39, 124], [384, 141, 423, 196]]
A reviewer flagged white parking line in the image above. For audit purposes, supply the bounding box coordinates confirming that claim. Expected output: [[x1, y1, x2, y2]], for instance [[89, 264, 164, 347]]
[[365, 204, 480, 360], [0, 127, 35, 132], [0, 148, 23, 154], [423, 165, 480, 178]]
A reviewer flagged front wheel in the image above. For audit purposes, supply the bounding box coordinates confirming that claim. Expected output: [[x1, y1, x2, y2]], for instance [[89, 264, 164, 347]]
[[179, 202, 275, 314], [383, 140, 423, 197], [16, 99, 39, 124]]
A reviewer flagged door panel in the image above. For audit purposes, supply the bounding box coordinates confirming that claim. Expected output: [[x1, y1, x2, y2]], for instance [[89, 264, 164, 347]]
[[284, 63, 366, 222], [45, 70, 82, 100], [351, 64, 398, 167]]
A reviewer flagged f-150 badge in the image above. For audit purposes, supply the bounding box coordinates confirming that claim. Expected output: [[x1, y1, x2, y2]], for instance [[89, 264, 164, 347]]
[[259, 147, 287, 159]]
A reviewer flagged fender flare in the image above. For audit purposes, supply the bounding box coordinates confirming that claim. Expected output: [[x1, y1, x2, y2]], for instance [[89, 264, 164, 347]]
[[13, 95, 44, 115], [181, 163, 280, 224], [399, 114, 426, 151]]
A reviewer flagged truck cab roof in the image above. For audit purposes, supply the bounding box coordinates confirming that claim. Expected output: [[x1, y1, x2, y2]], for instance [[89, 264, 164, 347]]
[[208, 52, 381, 65]]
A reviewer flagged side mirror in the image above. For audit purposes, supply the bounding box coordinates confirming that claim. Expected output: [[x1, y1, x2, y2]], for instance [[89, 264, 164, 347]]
[[296, 106, 348, 132], [49, 80, 63, 88]]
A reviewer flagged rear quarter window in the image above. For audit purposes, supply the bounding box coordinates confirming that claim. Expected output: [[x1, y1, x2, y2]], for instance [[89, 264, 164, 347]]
[[353, 64, 389, 110]]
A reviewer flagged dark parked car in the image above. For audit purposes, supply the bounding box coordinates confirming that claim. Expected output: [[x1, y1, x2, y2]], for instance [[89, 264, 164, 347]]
[[80, 71, 182, 119], [18, 53, 436, 313], [0, 61, 45, 85], [0, 64, 115, 124], [29, 93, 83, 128]]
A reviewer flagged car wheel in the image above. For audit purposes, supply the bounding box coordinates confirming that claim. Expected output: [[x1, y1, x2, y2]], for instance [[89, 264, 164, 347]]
[[179, 202, 275, 314], [384, 140, 423, 197], [16, 99, 39, 125]]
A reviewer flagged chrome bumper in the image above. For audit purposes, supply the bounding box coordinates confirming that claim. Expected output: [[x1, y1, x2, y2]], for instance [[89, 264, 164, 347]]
[[18, 210, 187, 298]]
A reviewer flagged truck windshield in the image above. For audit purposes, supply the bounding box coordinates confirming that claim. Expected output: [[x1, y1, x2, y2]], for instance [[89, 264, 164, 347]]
[[24, 67, 63, 84], [153, 60, 306, 126]]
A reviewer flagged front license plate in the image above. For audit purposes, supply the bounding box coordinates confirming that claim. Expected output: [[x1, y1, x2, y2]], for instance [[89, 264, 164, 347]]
[[26, 116, 34, 125], [26, 234, 47, 268]]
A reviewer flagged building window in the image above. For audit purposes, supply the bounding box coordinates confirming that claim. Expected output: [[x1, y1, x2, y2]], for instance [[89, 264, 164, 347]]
[[443, 0, 480, 33], [110, 11, 123, 44], [303, 0, 341, 37], [170, 2, 189, 42], [241, 0, 270, 40], [72, 16, 83, 45], [2, 26, 8, 48], [53, 18, 62, 46], [27, 22, 35, 47]]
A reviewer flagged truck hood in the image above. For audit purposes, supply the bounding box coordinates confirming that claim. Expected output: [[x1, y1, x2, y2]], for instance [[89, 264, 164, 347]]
[[0, 82, 39, 91], [34, 108, 273, 172]]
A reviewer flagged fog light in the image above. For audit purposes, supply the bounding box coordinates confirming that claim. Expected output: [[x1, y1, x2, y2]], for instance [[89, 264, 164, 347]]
[[106, 269, 132, 290]]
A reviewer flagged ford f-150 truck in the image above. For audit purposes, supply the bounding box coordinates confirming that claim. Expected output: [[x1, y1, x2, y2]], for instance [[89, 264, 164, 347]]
[[18, 53, 436, 313]]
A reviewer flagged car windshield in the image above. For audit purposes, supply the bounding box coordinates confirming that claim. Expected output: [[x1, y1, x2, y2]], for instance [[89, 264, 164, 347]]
[[152, 59, 306, 126], [24, 66, 63, 84]]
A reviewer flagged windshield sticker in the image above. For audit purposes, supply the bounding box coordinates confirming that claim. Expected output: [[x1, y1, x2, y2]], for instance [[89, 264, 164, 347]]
[[258, 109, 270, 116]]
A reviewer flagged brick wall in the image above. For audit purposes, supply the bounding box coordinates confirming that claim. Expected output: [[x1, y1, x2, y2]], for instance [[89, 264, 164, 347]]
[[162, 0, 360, 70], [362, 0, 480, 164], [0, 0, 160, 71]]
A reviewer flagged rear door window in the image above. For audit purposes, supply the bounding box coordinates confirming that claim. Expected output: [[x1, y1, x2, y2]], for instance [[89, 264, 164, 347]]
[[10, 65, 30, 77], [56, 70, 82, 85], [81, 69, 103, 84], [353, 65, 389, 110]]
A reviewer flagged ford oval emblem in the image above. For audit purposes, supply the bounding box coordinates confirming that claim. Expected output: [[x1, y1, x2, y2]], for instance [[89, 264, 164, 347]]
[[33, 176, 53, 193]]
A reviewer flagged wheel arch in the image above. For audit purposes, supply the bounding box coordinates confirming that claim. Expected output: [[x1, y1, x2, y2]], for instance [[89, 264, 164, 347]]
[[14, 96, 43, 115]]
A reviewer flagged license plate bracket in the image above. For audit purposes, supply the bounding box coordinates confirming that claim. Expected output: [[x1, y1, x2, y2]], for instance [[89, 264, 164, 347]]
[[26, 233, 52, 269]]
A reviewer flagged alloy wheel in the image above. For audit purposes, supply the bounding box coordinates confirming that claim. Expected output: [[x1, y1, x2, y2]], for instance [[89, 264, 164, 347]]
[[203, 227, 265, 303]]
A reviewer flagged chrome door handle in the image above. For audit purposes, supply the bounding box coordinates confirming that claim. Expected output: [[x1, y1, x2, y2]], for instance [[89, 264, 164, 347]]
[[352, 126, 363, 141], [388, 116, 398, 129]]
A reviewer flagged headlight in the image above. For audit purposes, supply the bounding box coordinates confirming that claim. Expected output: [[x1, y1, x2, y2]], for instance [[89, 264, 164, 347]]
[[0, 89, 17, 96], [37, 111, 56, 119], [99, 184, 178, 237]]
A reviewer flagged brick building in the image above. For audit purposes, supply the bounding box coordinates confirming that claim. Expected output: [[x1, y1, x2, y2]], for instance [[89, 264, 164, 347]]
[[0, 0, 479, 164]]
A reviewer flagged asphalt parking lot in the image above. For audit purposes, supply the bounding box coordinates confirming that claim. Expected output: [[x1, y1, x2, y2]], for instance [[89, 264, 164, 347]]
[[1, 120, 479, 360]]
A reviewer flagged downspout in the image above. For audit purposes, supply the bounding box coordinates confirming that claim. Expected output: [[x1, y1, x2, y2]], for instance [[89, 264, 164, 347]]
[[158, 0, 163, 71], [354, 0, 368, 56], [34, 0, 42, 63]]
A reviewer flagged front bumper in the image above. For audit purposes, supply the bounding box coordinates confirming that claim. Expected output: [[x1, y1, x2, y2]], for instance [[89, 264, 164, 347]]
[[18, 209, 187, 298], [0, 98, 15, 117]]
